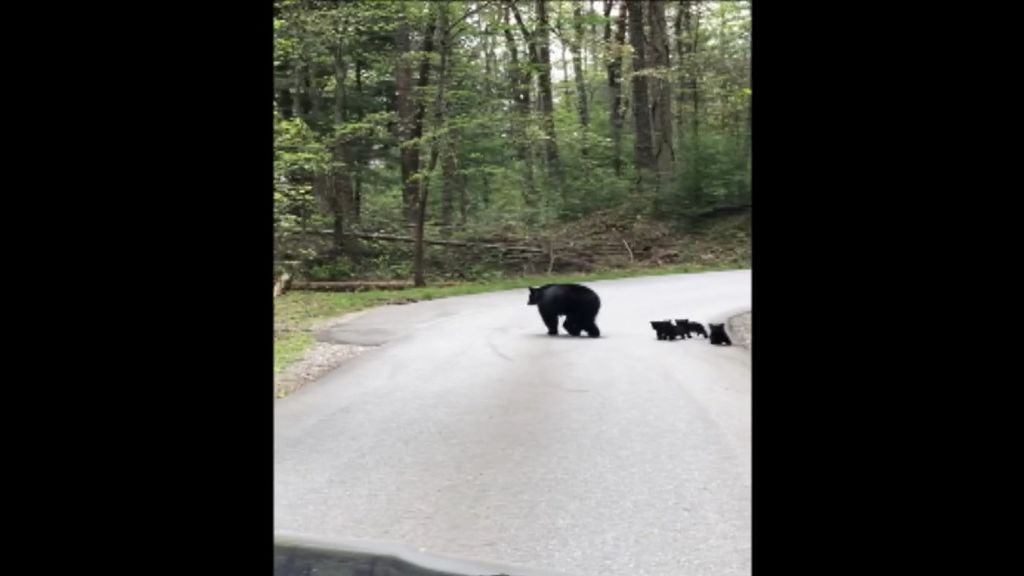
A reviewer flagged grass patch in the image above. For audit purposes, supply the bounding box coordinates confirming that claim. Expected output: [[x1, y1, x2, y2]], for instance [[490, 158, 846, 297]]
[[273, 264, 743, 374], [274, 332, 314, 374]]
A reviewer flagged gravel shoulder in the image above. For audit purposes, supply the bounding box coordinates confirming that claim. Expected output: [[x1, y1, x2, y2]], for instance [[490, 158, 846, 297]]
[[274, 311, 375, 398]]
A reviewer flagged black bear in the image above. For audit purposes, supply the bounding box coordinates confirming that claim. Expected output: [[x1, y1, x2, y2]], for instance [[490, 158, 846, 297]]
[[651, 320, 676, 340], [528, 284, 601, 337], [672, 319, 692, 339], [708, 323, 732, 345], [677, 319, 707, 339]]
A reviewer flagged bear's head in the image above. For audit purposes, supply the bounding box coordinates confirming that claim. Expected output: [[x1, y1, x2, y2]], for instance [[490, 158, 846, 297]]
[[527, 286, 543, 305]]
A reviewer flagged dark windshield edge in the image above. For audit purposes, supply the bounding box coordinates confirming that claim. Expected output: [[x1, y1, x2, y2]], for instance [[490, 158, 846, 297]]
[[274, 531, 577, 576]]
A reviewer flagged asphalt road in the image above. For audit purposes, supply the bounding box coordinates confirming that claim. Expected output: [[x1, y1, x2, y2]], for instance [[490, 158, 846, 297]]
[[275, 270, 752, 576]]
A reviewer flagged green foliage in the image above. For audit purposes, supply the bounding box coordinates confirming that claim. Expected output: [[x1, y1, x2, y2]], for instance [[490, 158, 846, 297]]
[[274, 0, 751, 279], [309, 258, 354, 281], [367, 251, 413, 279], [274, 108, 330, 232], [656, 133, 751, 218]]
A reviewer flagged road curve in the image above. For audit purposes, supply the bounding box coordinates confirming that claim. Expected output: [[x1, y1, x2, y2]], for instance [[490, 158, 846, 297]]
[[275, 270, 751, 576]]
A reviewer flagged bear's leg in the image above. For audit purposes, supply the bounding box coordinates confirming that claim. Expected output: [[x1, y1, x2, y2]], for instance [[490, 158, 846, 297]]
[[563, 318, 582, 337], [541, 310, 559, 335]]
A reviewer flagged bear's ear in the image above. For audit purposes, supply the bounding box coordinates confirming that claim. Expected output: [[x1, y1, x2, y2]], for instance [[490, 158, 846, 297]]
[[528, 287, 536, 293]]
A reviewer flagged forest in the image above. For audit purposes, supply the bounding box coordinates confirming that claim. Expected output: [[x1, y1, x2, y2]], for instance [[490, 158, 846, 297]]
[[273, 0, 751, 287]]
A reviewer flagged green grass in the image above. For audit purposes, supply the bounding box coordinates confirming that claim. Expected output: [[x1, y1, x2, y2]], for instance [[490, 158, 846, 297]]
[[273, 263, 743, 374], [274, 332, 315, 374]]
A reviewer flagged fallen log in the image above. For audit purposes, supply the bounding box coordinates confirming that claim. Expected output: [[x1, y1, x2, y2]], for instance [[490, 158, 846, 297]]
[[289, 280, 462, 292], [300, 231, 546, 253]]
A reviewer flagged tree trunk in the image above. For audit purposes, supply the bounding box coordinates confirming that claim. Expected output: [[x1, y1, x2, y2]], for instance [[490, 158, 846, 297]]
[[588, 0, 598, 71], [504, 5, 538, 208], [534, 0, 560, 172], [676, 0, 707, 200], [276, 87, 294, 119], [293, 65, 313, 121], [744, 87, 751, 181], [353, 168, 362, 221], [511, 2, 560, 177], [605, 0, 627, 176], [627, 0, 655, 190], [571, 2, 590, 148], [332, 45, 354, 245], [352, 57, 365, 223], [483, 28, 495, 99], [440, 140, 457, 236], [393, 24, 417, 223], [414, 141, 440, 285], [481, 171, 492, 207], [307, 64, 324, 123], [414, 5, 450, 286], [459, 169, 468, 226], [332, 201, 344, 250], [438, 11, 457, 236], [646, 0, 674, 188], [675, 1, 689, 156], [394, 15, 437, 226], [692, 2, 701, 146], [558, 7, 571, 105]]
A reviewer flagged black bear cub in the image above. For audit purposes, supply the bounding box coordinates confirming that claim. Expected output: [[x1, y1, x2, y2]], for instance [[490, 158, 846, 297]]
[[672, 319, 690, 339], [528, 284, 601, 337], [676, 319, 707, 339], [708, 323, 732, 345], [651, 320, 676, 340]]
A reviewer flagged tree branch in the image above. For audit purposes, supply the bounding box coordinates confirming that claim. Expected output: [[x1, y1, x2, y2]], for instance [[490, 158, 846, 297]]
[[446, 1, 498, 36], [508, 1, 539, 63]]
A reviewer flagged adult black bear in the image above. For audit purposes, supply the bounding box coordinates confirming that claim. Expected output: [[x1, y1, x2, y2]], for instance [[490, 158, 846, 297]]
[[676, 319, 707, 339], [528, 284, 601, 337], [708, 323, 732, 345]]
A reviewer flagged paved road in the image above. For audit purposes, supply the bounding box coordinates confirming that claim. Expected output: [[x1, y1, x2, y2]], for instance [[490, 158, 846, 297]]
[[275, 270, 751, 576]]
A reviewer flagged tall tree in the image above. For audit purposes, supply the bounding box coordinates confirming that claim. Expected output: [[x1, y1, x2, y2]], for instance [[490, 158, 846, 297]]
[[273, 0, 751, 283], [502, 3, 538, 208], [604, 0, 627, 176], [330, 41, 354, 249], [646, 0, 674, 187], [674, 1, 689, 150], [534, 0, 557, 170], [570, 2, 590, 140], [690, 2, 702, 145], [510, 1, 561, 177], [393, 22, 418, 223], [627, 0, 655, 190]]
